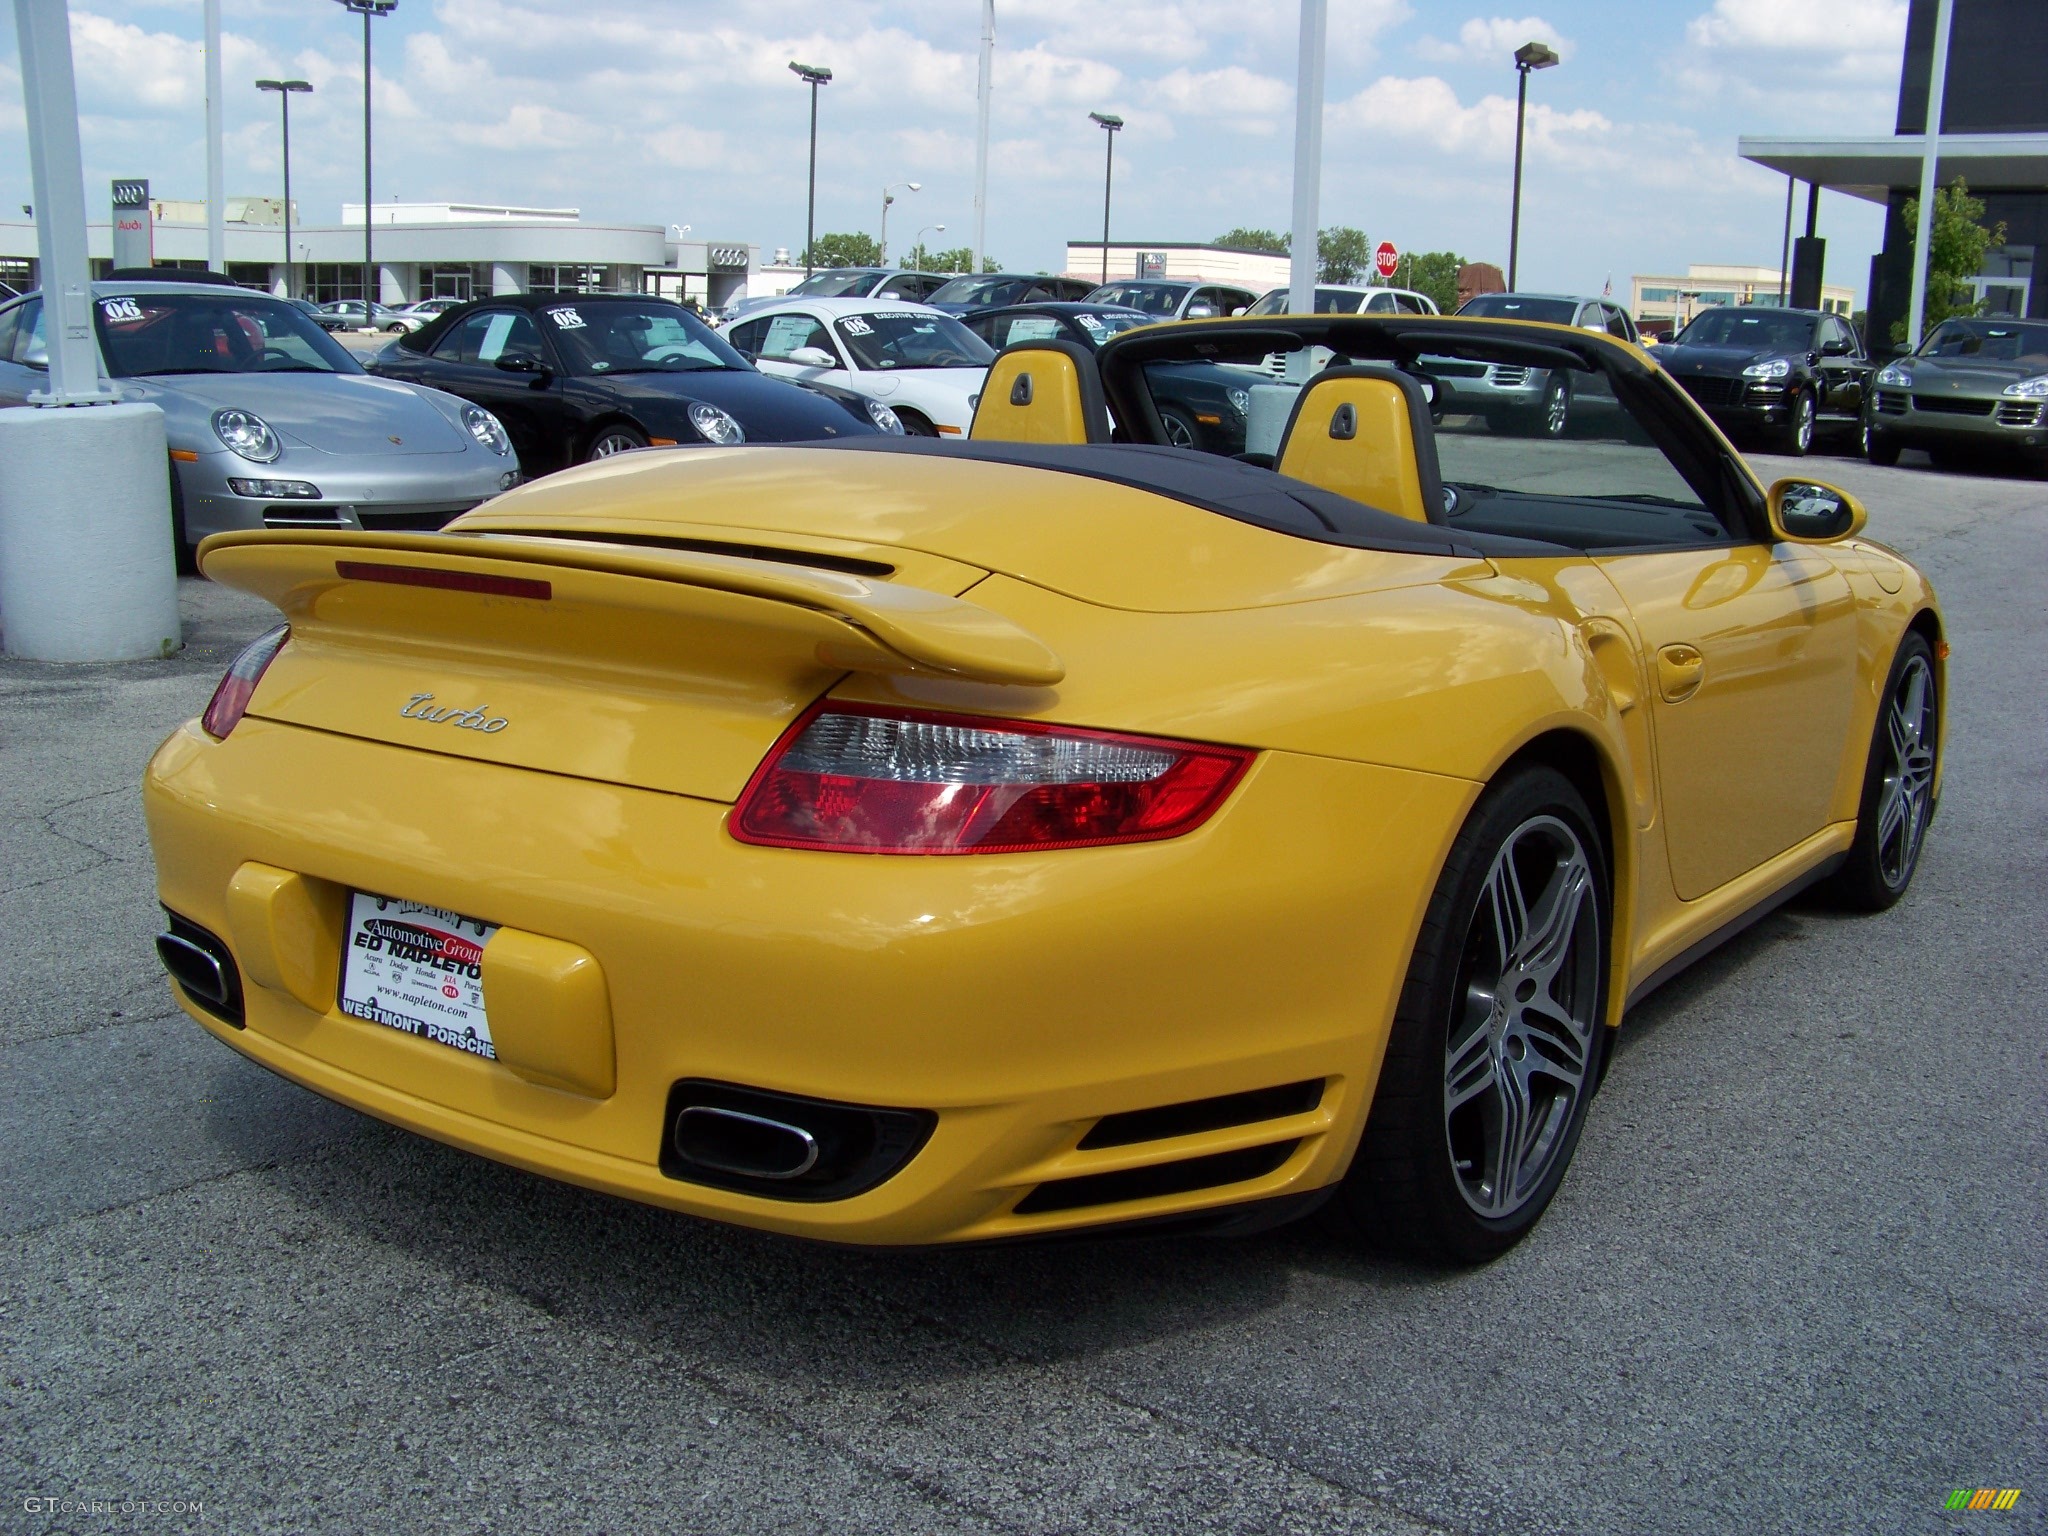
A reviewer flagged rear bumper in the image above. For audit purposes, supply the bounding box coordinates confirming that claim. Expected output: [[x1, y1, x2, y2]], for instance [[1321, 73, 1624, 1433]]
[[144, 716, 1475, 1244]]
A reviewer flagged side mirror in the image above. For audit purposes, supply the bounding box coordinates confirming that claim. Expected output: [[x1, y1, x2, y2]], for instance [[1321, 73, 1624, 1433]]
[[1768, 478, 1866, 543], [787, 345, 838, 369], [1185, 303, 1218, 319], [1821, 338, 1851, 356], [494, 352, 545, 375]]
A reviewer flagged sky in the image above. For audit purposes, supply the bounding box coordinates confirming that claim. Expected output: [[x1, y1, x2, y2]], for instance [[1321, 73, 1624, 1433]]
[[0, 0, 1914, 302]]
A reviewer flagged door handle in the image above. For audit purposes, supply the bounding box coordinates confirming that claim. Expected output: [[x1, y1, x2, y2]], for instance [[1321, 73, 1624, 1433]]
[[1656, 643, 1705, 703]]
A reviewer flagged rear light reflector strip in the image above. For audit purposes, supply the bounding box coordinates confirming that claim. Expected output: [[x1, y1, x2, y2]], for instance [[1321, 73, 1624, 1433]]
[[334, 560, 552, 601], [731, 703, 1254, 855]]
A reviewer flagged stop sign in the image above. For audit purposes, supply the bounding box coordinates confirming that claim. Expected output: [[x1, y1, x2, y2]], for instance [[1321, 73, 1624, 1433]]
[[1374, 240, 1400, 281]]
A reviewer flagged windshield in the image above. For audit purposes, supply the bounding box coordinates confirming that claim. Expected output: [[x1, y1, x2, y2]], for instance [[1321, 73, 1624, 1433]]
[[1918, 318, 2048, 364], [1457, 295, 1579, 325], [1087, 283, 1187, 316], [93, 291, 362, 376], [1244, 287, 1376, 317], [833, 311, 994, 369], [1675, 309, 1817, 352], [538, 301, 747, 375], [791, 270, 884, 298], [926, 276, 1023, 306]]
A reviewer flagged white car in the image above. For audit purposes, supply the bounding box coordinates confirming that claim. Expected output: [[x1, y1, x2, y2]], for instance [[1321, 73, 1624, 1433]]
[[723, 298, 993, 437], [386, 297, 468, 333], [1243, 283, 1441, 317]]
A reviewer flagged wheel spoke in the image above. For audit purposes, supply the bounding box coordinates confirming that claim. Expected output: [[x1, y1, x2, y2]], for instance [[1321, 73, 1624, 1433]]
[[1485, 1062, 1534, 1212], [1520, 1003, 1590, 1083], [1520, 857, 1591, 984], [1483, 853, 1530, 971], [1445, 1024, 1499, 1113]]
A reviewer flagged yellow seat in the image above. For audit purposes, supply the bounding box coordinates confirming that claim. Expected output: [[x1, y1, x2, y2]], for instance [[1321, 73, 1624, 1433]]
[[969, 340, 1111, 445], [1274, 367, 1444, 523]]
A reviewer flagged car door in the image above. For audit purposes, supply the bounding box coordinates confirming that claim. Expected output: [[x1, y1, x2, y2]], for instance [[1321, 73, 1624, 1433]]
[[0, 297, 37, 406], [745, 311, 850, 388], [1816, 315, 1866, 420], [420, 307, 566, 473], [1593, 464, 1859, 900]]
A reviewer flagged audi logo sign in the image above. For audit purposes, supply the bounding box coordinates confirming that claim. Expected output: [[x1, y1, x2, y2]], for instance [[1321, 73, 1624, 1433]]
[[112, 179, 150, 209], [709, 246, 749, 270]]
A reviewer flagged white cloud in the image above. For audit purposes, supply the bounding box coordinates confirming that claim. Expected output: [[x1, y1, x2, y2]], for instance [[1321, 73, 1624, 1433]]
[[1331, 74, 1609, 161], [1686, 0, 1906, 55], [1146, 65, 1290, 118], [1415, 16, 1571, 65]]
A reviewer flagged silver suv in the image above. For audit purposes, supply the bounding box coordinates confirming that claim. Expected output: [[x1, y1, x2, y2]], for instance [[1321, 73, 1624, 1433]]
[[1424, 293, 1638, 438]]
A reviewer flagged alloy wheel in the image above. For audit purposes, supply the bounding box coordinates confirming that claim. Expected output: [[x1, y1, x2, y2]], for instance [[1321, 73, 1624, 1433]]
[[1543, 379, 1569, 438], [1443, 814, 1601, 1219], [589, 431, 645, 458], [1794, 390, 1815, 453], [1875, 654, 1937, 889], [1160, 411, 1198, 449]]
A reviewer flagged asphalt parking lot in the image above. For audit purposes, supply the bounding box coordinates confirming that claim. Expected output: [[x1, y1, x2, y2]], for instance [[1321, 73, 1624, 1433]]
[[2, 448, 2042, 1536]]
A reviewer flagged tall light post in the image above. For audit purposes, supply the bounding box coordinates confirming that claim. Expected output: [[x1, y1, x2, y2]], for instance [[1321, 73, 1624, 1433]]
[[1506, 40, 1558, 292], [913, 225, 945, 273], [789, 61, 833, 278], [256, 79, 312, 298], [880, 181, 919, 266], [1088, 111, 1123, 284], [334, 0, 396, 309]]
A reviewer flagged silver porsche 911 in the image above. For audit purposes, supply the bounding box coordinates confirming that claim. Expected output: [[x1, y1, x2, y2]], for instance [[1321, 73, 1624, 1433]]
[[0, 278, 522, 570]]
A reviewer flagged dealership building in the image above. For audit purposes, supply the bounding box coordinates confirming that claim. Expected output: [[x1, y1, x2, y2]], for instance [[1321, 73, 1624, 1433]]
[[0, 200, 760, 309], [1740, 0, 2048, 347]]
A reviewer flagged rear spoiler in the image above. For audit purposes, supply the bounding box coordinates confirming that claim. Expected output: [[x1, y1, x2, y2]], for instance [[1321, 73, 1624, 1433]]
[[198, 529, 1064, 688]]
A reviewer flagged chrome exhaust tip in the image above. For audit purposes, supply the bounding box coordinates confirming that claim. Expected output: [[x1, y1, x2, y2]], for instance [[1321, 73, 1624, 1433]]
[[673, 1105, 820, 1181]]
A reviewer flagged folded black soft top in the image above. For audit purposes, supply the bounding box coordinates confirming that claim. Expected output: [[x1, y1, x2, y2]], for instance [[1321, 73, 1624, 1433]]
[[810, 437, 1569, 560]]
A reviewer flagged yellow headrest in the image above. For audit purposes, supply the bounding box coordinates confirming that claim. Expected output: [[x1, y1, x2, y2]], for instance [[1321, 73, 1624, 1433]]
[[969, 341, 1110, 444], [1275, 368, 1443, 524]]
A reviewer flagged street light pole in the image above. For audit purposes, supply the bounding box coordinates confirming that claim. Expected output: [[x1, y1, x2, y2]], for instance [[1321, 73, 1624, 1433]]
[[790, 62, 833, 278], [333, 0, 395, 310], [913, 225, 945, 273], [256, 79, 312, 298], [1089, 111, 1122, 284], [880, 181, 919, 267], [1506, 40, 1558, 292]]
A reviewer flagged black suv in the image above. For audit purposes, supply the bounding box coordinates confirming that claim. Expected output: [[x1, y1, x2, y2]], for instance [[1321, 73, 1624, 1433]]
[[1656, 306, 1869, 456]]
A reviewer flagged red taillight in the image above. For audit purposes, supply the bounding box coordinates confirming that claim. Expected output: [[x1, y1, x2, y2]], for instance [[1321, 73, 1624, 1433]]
[[200, 624, 290, 739], [732, 703, 1254, 855]]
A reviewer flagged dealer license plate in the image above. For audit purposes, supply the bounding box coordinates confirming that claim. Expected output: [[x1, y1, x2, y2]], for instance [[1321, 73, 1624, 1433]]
[[338, 892, 498, 1060]]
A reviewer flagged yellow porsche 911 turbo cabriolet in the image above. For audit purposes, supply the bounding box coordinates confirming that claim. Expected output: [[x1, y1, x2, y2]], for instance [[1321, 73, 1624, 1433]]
[[144, 313, 1943, 1263]]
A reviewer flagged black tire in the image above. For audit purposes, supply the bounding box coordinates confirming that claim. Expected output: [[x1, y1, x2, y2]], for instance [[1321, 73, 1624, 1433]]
[[582, 422, 649, 462], [894, 408, 940, 438], [1525, 375, 1570, 439], [167, 456, 196, 576], [1864, 420, 1902, 466], [1158, 406, 1201, 450], [1773, 388, 1815, 456], [1332, 766, 1611, 1265], [1825, 633, 1939, 911]]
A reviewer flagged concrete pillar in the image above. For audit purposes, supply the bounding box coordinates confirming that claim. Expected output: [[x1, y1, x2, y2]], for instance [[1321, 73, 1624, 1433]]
[[0, 403, 181, 660], [377, 262, 409, 306], [491, 261, 522, 296]]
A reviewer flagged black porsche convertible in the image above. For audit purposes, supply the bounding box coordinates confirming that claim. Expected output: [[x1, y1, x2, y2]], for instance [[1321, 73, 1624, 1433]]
[[369, 293, 887, 475]]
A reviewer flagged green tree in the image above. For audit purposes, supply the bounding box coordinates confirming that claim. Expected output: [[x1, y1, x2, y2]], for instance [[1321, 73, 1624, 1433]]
[[1317, 226, 1372, 283], [903, 245, 995, 274], [802, 232, 882, 269], [1890, 178, 2006, 344], [1401, 250, 1467, 314], [1215, 227, 1289, 255]]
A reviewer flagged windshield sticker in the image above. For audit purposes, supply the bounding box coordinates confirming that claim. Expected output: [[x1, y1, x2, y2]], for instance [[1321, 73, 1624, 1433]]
[[477, 312, 520, 363], [1075, 313, 1103, 330], [100, 297, 145, 323], [546, 306, 585, 329], [840, 316, 874, 336]]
